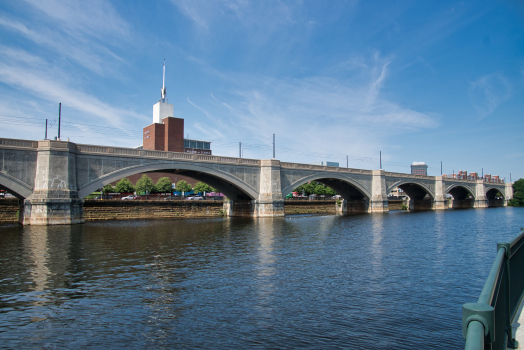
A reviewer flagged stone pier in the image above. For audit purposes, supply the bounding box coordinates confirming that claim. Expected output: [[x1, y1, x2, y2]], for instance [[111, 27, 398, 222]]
[[19, 141, 83, 225]]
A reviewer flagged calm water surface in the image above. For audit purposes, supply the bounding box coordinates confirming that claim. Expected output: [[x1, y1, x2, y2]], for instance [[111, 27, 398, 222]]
[[1, 207, 523, 349]]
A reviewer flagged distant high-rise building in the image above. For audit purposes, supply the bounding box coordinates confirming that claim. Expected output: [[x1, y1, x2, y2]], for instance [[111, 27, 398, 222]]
[[411, 162, 428, 175]]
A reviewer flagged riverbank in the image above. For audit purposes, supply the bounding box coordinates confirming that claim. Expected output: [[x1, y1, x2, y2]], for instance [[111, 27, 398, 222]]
[[0, 199, 410, 222]]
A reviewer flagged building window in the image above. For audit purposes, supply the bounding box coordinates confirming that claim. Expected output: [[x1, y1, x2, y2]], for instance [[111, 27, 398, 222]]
[[184, 140, 190, 148], [190, 141, 197, 148], [204, 143, 210, 150]]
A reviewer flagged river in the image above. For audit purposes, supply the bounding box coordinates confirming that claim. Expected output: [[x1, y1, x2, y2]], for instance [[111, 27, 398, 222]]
[[1, 207, 523, 349]]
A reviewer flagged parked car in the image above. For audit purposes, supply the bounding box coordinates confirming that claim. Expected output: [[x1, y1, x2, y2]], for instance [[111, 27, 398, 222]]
[[187, 196, 203, 200], [121, 195, 137, 200]]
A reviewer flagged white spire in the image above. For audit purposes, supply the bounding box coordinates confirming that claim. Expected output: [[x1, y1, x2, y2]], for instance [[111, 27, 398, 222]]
[[161, 59, 166, 100]]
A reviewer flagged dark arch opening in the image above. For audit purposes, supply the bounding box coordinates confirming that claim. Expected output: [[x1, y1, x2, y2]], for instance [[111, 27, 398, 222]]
[[317, 178, 366, 200], [486, 188, 504, 207], [397, 183, 433, 200], [448, 186, 473, 200], [486, 188, 504, 200], [447, 185, 474, 209]]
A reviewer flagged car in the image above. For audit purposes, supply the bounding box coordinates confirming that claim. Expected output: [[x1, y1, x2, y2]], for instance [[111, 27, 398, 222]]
[[121, 195, 137, 200], [187, 196, 203, 200]]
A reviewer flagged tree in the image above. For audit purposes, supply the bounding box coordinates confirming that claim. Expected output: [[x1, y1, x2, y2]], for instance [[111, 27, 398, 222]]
[[155, 177, 173, 193], [136, 174, 155, 194], [102, 184, 115, 193], [314, 184, 327, 195], [175, 180, 192, 193], [294, 181, 338, 196], [115, 178, 135, 193], [325, 186, 336, 196], [294, 181, 317, 196], [193, 182, 214, 194], [509, 178, 524, 207]]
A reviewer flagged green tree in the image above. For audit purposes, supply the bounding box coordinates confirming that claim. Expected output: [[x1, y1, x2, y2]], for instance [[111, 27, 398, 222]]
[[325, 186, 336, 196], [175, 180, 192, 193], [509, 178, 524, 207], [314, 184, 327, 195], [103, 184, 115, 193], [294, 181, 338, 196], [193, 182, 214, 194], [155, 177, 173, 193], [115, 178, 135, 193], [136, 174, 155, 194]]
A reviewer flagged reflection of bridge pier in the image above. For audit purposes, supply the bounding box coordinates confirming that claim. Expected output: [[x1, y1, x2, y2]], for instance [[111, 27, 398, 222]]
[[0, 138, 514, 225]]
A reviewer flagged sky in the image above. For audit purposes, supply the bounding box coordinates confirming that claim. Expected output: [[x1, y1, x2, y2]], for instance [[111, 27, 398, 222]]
[[0, 0, 523, 180]]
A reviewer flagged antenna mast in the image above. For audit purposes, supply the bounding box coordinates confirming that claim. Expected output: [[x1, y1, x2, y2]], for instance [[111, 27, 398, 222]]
[[161, 59, 166, 101]]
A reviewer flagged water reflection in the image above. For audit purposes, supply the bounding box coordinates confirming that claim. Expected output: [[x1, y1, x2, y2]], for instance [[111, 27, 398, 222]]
[[23, 226, 52, 294], [1, 208, 523, 349], [370, 214, 385, 275]]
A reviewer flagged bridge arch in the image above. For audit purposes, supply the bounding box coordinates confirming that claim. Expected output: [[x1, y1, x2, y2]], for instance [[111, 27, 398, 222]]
[[282, 173, 372, 200], [387, 180, 435, 200], [0, 172, 33, 199], [446, 184, 475, 200], [485, 186, 504, 199], [77, 162, 259, 200]]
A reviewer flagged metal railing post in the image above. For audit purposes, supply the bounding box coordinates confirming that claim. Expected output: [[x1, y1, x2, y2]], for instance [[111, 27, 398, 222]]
[[497, 242, 519, 349], [463, 303, 495, 348]]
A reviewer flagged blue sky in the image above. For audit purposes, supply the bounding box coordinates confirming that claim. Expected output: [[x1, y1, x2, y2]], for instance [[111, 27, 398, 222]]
[[0, 0, 523, 180]]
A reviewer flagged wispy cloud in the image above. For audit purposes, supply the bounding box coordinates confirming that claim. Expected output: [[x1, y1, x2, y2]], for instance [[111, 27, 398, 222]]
[[21, 0, 131, 42], [469, 73, 512, 119], [187, 97, 213, 119], [171, 0, 297, 32], [0, 47, 144, 130], [186, 55, 438, 163], [0, 0, 145, 144], [0, 0, 131, 76]]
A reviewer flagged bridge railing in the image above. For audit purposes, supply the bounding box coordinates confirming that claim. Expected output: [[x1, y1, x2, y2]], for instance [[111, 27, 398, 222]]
[[75, 144, 262, 165], [462, 228, 524, 350], [444, 174, 505, 184], [0, 138, 38, 149], [280, 162, 373, 174]]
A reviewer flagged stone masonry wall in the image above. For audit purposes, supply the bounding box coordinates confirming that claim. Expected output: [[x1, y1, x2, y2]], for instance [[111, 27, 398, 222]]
[[83, 200, 225, 221], [284, 200, 337, 215], [0, 199, 19, 222]]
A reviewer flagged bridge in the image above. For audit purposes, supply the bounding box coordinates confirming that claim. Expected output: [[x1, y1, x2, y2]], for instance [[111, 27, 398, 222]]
[[0, 138, 513, 225]]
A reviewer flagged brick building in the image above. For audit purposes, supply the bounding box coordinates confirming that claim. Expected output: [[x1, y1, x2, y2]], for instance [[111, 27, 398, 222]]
[[142, 62, 212, 155], [126, 61, 214, 190]]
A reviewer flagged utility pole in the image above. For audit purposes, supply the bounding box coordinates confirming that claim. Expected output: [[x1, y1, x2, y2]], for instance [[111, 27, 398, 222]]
[[239, 142, 241, 158], [482, 168, 483, 178], [346, 155, 348, 168], [58, 103, 61, 140], [45, 119, 48, 140], [379, 151, 382, 170], [272, 134, 275, 159], [441, 161, 442, 175], [510, 173, 512, 183]]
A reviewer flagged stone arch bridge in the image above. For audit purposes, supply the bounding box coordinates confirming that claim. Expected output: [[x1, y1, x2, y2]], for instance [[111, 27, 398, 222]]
[[0, 138, 512, 225]]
